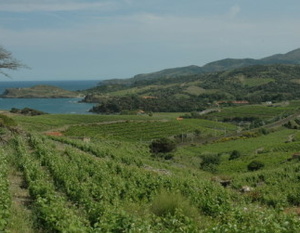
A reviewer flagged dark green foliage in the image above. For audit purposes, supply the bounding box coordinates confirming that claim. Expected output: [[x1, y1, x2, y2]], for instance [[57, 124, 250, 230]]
[[87, 64, 300, 114], [284, 120, 300, 129], [200, 153, 221, 173], [229, 150, 241, 160], [194, 129, 201, 137], [287, 191, 300, 205], [90, 94, 206, 113], [247, 160, 265, 171], [149, 138, 176, 160], [10, 107, 47, 116], [258, 127, 269, 135], [149, 138, 176, 154]]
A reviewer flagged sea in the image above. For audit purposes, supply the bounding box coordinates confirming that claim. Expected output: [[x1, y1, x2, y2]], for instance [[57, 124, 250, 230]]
[[0, 80, 100, 114]]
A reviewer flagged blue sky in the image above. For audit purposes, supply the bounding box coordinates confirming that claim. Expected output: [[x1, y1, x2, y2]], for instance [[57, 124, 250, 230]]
[[1, 0, 300, 81]]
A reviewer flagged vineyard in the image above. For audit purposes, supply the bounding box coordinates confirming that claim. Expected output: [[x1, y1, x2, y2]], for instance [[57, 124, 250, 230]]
[[1, 106, 300, 232], [202, 103, 298, 121], [63, 119, 237, 142]]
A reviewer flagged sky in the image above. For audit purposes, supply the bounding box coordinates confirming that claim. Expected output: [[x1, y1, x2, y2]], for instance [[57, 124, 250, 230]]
[[0, 0, 300, 81]]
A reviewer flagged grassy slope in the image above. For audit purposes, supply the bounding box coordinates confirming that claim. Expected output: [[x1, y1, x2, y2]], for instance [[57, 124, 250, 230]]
[[89, 64, 300, 100], [3, 103, 300, 232]]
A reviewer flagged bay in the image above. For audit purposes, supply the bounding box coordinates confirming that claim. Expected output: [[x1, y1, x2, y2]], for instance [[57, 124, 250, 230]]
[[0, 80, 100, 114]]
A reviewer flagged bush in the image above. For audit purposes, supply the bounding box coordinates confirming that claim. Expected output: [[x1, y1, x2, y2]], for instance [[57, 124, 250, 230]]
[[194, 129, 201, 137], [150, 190, 197, 218], [200, 153, 221, 173], [229, 150, 241, 160], [10, 107, 47, 116], [258, 127, 269, 135], [149, 138, 176, 160], [150, 138, 176, 154], [247, 160, 265, 171]]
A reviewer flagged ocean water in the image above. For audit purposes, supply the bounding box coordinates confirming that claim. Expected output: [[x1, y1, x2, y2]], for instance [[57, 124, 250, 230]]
[[0, 80, 100, 114]]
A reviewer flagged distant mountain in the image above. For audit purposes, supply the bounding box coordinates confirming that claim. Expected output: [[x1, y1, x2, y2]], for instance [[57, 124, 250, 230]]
[[132, 65, 204, 81], [201, 58, 259, 72], [202, 48, 300, 72], [261, 48, 300, 63], [102, 48, 300, 84], [100, 65, 204, 86]]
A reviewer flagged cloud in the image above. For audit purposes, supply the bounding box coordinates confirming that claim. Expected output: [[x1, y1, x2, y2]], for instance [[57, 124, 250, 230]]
[[228, 5, 241, 19], [0, 0, 114, 12], [2, 12, 298, 52]]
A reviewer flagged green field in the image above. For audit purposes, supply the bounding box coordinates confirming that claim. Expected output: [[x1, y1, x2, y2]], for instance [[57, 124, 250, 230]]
[[1, 104, 300, 232], [63, 118, 237, 141], [243, 77, 275, 87], [206, 104, 293, 120]]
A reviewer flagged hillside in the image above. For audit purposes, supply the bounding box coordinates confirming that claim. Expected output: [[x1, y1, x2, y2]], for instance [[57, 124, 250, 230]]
[[100, 48, 300, 85], [1, 104, 300, 232], [84, 64, 300, 114], [1, 85, 81, 98], [201, 48, 300, 72]]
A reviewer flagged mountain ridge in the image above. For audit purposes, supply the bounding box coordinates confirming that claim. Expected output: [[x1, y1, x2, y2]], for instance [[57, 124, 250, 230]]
[[101, 48, 300, 85]]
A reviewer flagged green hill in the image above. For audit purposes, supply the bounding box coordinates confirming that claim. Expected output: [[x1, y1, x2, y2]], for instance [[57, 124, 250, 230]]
[[99, 48, 300, 85], [202, 48, 300, 72], [85, 64, 300, 114]]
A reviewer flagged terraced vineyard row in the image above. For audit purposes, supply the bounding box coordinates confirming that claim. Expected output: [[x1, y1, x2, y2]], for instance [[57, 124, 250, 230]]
[[0, 149, 10, 231], [5, 133, 298, 232], [18, 134, 226, 231], [3, 108, 300, 232], [205, 104, 295, 121], [13, 114, 154, 132], [63, 119, 237, 141], [13, 136, 90, 232]]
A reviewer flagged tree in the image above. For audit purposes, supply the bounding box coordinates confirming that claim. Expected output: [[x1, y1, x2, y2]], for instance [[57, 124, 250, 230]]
[[200, 153, 221, 173], [229, 150, 241, 160], [247, 160, 264, 171], [0, 46, 27, 77], [149, 138, 176, 160]]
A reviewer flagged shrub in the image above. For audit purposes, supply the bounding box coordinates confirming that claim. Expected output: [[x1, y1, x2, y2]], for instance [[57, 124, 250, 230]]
[[259, 127, 269, 135], [150, 190, 198, 219], [149, 138, 176, 160], [247, 160, 265, 171], [150, 138, 176, 154], [194, 129, 201, 137], [200, 153, 221, 173], [229, 150, 241, 160]]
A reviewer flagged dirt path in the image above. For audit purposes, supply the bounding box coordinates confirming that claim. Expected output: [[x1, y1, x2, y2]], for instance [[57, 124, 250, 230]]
[[7, 170, 36, 233]]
